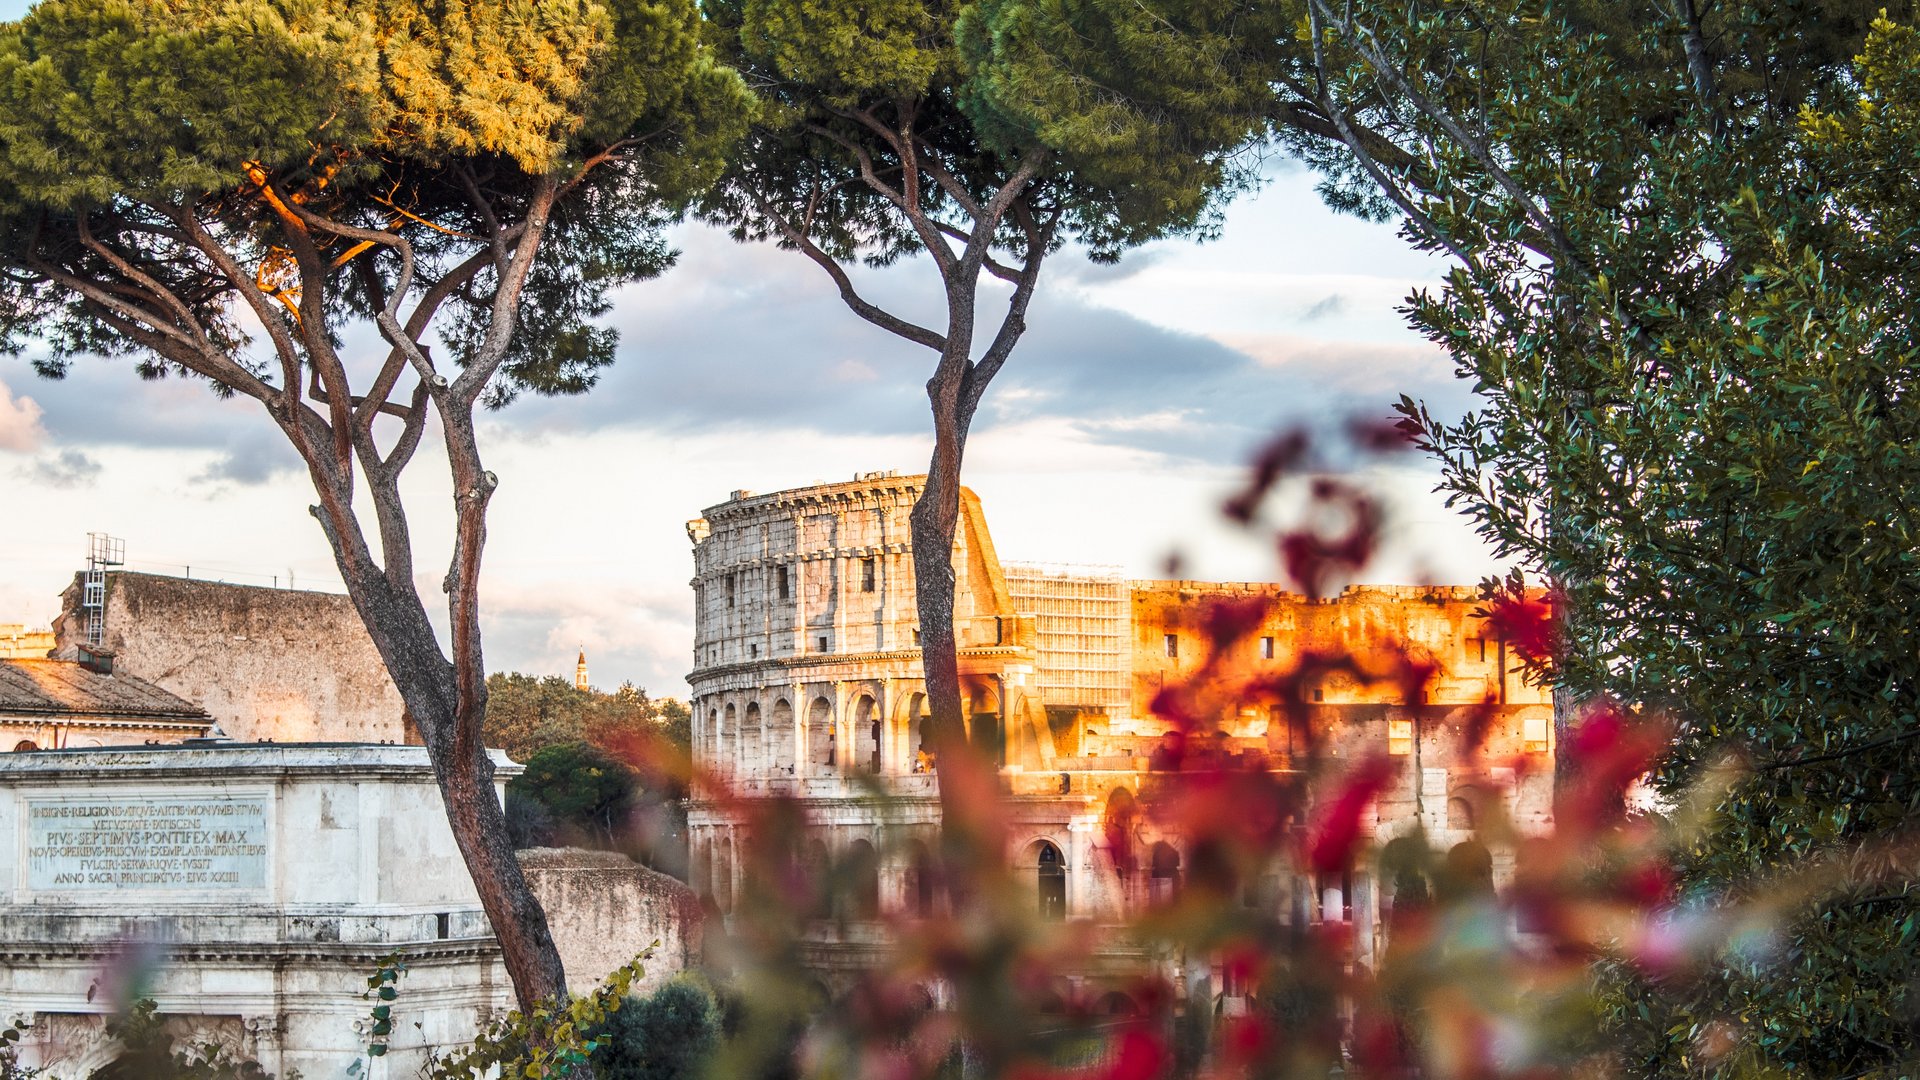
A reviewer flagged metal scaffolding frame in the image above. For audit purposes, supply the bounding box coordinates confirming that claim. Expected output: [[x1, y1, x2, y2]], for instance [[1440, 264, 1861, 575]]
[[1005, 563, 1130, 711]]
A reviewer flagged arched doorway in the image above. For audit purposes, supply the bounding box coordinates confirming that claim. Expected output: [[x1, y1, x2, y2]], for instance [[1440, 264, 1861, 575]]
[[852, 694, 881, 773], [903, 838, 936, 917], [741, 702, 763, 778], [1030, 839, 1067, 921], [1149, 842, 1181, 906], [769, 699, 795, 775], [807, 697, 834, 771], [968, 683, 1005, 766], [844, 839, 880, 918]]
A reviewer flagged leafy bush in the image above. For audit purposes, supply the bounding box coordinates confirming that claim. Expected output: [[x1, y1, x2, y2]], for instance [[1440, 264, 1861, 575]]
[[591, 975, 723, 1080]]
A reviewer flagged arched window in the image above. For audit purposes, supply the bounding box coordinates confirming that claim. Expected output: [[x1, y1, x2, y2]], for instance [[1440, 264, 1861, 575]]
[[11, 740, 38, 752], [742, 702, 763, 778], [844, 839, 880, 919], [852, 694, 880, 773], [1149, 842, 1181, 906], [1094, 991, 1139, 1017], [720, 704, 738, 777], [807, 698, 834, 769], [1031, 840, 1067, 921], [769, 699, 795, 775]]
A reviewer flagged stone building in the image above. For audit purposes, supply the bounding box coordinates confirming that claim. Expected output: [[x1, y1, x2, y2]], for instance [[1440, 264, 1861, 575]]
[[0, 656, 213, 752], [0, 744, 515, 1078], [50, 572, 412, 744], [684, 474, 1554, 1000], [0, 624, 56, 660]]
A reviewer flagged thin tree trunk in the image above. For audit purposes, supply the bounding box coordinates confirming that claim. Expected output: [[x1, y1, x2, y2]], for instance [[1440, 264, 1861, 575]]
[[311, 461, 571, 1011], [915, 355, 994, 863]]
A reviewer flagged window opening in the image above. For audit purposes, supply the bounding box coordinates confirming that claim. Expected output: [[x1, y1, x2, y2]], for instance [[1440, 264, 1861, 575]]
[[1388, 718, 1414, 755]]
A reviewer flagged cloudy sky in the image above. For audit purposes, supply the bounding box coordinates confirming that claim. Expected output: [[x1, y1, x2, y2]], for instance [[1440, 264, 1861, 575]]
[[0, 150, 1506, 699]]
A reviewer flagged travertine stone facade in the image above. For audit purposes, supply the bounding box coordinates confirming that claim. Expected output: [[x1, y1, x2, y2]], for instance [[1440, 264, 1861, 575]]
[[686, 474, 1556, 995], [683, 471, 1045, 802], [0, 745, 513, 1078], [51, 572, 411, 744]]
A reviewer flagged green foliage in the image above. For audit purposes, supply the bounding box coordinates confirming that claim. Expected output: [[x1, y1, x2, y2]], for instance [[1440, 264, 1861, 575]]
[[421, 952, 651, 1079], [0, 0, 750, 398], [590, 974, 723, 1080], [952, 0, 1275, 243], [484, 674, 689, 761], [512, 741, 642, 838], [0, 0, 379, 207], [1298, 1, 1920, 1073], [488, 675, 691, 867], [705, 0, 1262, 269]]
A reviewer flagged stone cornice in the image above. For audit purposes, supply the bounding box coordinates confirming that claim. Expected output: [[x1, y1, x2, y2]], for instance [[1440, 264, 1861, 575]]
[[0, 939, 502, 965], [688, 643, 1032, 687], [0, 743, 523, 780], [698, 474, 927, 526], [689, 542, 914, 583]]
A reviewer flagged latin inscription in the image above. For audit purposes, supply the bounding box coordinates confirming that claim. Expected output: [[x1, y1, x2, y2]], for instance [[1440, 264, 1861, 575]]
[[26, 797, 268, 891]]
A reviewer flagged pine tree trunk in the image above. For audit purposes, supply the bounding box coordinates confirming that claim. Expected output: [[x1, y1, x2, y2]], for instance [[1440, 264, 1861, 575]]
[[337, 579, 571, 1010]]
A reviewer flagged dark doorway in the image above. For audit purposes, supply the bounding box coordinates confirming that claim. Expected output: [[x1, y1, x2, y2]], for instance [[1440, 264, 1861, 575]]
[[1036, 841, 1067, 921]]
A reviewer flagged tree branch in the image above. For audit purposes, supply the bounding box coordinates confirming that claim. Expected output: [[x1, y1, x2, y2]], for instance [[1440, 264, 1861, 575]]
[[748, 191, 948, 352]]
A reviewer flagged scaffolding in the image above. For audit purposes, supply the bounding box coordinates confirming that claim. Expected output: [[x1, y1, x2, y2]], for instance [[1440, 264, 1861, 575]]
[[82, 532, 124, 647], [1005, 563, 1131, 711]]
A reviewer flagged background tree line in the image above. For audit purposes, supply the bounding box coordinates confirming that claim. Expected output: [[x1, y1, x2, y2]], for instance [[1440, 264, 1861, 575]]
[[483, 672, 693, 876]]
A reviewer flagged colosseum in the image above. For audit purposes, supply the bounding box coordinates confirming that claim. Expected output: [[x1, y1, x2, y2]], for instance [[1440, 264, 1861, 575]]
[[684, 471, 1553, 998]]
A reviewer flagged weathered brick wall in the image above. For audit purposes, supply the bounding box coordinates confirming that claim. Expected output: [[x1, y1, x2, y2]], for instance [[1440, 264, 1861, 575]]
[[517, 848, 703, 996], [53, 572, 410, 744]]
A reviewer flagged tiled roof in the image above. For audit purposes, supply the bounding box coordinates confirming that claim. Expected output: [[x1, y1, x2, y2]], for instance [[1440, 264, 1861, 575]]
[[0, 659, 210, 720]]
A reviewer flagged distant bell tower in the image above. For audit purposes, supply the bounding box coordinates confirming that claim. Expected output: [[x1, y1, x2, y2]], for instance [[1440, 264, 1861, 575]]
[[574, 647, 589, 692]]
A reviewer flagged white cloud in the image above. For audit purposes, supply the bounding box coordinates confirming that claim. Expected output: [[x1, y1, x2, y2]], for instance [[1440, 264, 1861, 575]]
[[0, 375, 46, 452]]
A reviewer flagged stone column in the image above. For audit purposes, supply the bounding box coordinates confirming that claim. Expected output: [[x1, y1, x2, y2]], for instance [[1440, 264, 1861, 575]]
[[1067, 814, 1097, 919], [243, 1015, 284, 1076], [729, 828, 743, 914], [1354, 870, 1377, 969], [790, 682, 805, 778], [831, 680, 848, 779]]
